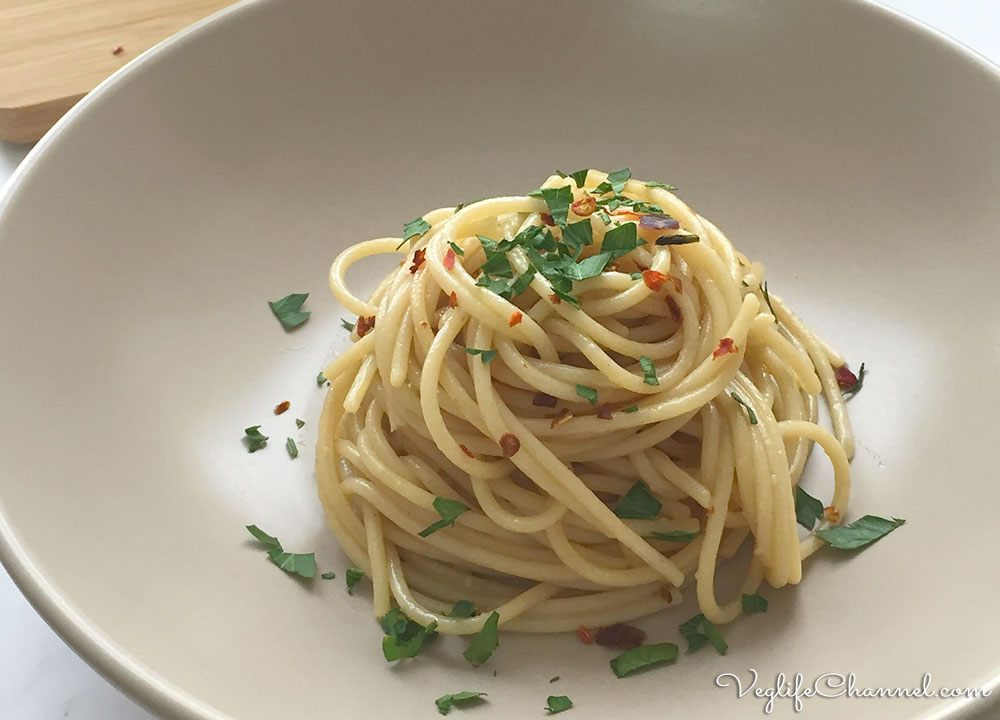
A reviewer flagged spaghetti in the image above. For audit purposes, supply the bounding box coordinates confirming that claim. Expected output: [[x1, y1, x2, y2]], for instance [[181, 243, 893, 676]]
[[317, 170, 853, 636]]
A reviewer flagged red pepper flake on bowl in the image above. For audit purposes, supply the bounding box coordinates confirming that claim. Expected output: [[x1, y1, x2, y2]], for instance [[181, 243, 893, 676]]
[[274, 401, 290, 415]]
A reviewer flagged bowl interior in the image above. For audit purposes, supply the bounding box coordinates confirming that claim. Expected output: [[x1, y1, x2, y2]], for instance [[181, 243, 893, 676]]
[[1, 1, 1000, 718]]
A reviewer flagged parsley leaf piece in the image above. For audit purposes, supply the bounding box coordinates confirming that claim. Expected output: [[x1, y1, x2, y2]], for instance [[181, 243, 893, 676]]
[[562, 252, 612, 280], [843, 362, 866, 398], [321, 571, 336, 580], [614, 481, 662, 519], [266, 548, 316, 578], [380, 607, 439, 661], [562, 220, 593, 256], [606, 168, 632, 193], [645, 180, 678, 191], [295, 418, 305, 428], [463, 611, 500, 666], [596, 210, 611, 225], [816, 515, 905, 550], [569, 169, 589, 188], [761, 281, 778, 323], [622, 404, 639, 413], [246, 524, 281, 551], [795, 486, 825, 530], [600, 222, 642, 259], [629, 272, 643, 280], [435, 691, 487, 716], [419, 497, 472, 537], [654, 233, 699, 246], [609, 643, 678, 678], [316, 372, 327, 387], [679, 613, 728, 655], [345, 567, 365, 594], [729, 392, 758, 424], [341, 318, 355, 331], [449, 241, 465, 256], [509, 271, 535, 297], [403, 217, 431, 245], [639, 356, 659, 386], [742, 593, 769, 614], [449, 600, 477, 618], [243, 426, 268, 453], [549, 676, 560, 683], [268, 293, 311, 331], [540, 186, 573, 228], [550, 285, 581, 307], [546, 695, 573, 714], [285, 437, 298, 459], [463, 347, 498, 364], [650, 530, 700, 543], [476, 275, 515, 299], [575, 384, 598, 405]]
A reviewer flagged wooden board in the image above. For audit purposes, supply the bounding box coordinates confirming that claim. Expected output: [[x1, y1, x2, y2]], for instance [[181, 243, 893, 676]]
[[0, 0, 233, 143]]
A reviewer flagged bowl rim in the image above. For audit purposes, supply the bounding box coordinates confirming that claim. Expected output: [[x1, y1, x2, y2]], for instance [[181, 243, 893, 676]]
[[0, 1, 998, 718]]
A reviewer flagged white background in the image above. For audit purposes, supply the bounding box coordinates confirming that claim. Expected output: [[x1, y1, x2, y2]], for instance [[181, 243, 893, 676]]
[[0, 1, 997, 717]]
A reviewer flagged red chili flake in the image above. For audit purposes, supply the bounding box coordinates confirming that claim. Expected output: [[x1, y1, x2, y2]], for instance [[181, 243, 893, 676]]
[[660, 586, 674, 603], [666, 296, 682, 324], [509, 311, 523, 327], [712, 337, 737, 358], [448, 291, 459, 308], [273, 401, 290, 415], [112, 45, 124, 55], [666, 274, 683, 294], [533, 393, 557, 408], [549, 293, 561, 305], [824, 505, 842, 523], [499, 433, 520, 457], [550, 408, 573, 429], [541, 213, 555, 226], [596, 404, 613, 420], [571, 196, 596, 217], [420, 321, 429, 328], [642, 269, 665, 291], [595, 623, 647, 650], [460, 444, 475, 458], [443, 247, 456, 270], [577, 625, 593, 645], [834, 364, 858, 389], [356, 315, 376, 338], [409, 248, 426, 273]]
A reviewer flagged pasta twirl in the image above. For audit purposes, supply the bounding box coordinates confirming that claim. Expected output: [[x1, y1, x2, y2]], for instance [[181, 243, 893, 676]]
[[316, 170, 853, 635]]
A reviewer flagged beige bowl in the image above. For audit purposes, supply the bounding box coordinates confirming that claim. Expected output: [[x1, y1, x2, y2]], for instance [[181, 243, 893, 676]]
[[1, 1, 998, 718]]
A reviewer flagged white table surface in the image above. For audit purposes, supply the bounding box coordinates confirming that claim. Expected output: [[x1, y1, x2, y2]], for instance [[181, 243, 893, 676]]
[[1, 1, 998, 717]]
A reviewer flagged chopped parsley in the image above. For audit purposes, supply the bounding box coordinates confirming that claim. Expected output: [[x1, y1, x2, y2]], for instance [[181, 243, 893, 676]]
[[464, 347, 498, 364], [679, 613, 727, 655], [316, 372, 328, 387], [645, 180, 678, 191], [639, 356, 659, 386], [614, 481, 662, 520], [730, 392, 758, 424], [545, 695, 573, 714], [549, 676, 560, 683], [761, 281, 778, 322], [295, 418, 305, 428], [842, 362, 866, 398], [285, 437, 298, 459], [449, 241, 465, 256], [341, 318, 355, 331], [448, 600, 477, 618], [540, 186, 573, 228], [243, 426, 268, 453], [654, 233, 699, 245], [600, 222, 643, 258], [463, 611, 500, 666], [268, 293, 311, 331], [650, 529, 700, 543], [345, 567, 364, 594], [742, 593, 769, 614], [321, 571, 336, 580], [575, 384, 598, 405], [419, 497, 471, 537], [435, 691, 487, 716], [816, 515, 905, 550], [380, 607, 438, 661], [561, 220, 593, 256], [622, 404, 639, 413], [245, 525, 315, 579], [569, 169, 589, 188], [598, 168, 631, 194], [596, 210, 611, 225], [795, 486, 825, 530], [400, 216, 431, 249], [609, 643, 678, 677]]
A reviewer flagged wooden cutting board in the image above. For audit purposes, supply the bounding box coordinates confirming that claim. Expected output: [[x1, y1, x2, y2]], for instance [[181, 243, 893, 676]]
[[0, 0, 233, 143]]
